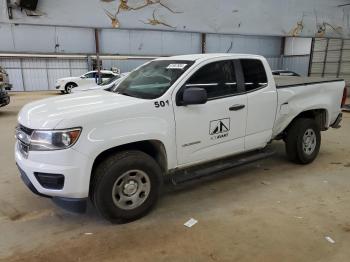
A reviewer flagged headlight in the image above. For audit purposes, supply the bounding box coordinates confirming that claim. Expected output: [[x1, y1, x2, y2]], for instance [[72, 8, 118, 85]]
[[30, 128, 81, 151]]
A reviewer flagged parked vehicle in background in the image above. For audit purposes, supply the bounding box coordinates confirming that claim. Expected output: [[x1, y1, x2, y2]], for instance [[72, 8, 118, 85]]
[[55, 70, 119, 94], [272, 70, 300, 76], [15, 54, 346, 223], [72, 72, 129, 93], [0, 86, 10, 108], [0, 67, 12, 90]]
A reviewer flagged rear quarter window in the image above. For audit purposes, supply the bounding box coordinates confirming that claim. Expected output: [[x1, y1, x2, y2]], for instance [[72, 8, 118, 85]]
[[240, 59, 268, 92]]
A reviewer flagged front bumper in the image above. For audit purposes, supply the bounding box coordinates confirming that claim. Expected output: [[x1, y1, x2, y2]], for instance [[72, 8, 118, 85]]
[[17, 164, 87, 213], [15, 142, 91, 212], [55, 84, 64, 91]]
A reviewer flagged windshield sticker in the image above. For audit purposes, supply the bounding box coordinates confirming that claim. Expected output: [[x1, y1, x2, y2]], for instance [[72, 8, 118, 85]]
[[166, 64, 187, 70]]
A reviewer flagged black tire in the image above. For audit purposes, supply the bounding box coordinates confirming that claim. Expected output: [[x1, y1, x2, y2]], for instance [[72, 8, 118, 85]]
[[65, 82, 77, 94], [285, 118, 321, 164], [91, 150, 162, 223]]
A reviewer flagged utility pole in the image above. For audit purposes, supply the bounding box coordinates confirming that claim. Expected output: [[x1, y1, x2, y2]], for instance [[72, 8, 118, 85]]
[[201, 33, 206, 54], [94, 28, 101, 84]]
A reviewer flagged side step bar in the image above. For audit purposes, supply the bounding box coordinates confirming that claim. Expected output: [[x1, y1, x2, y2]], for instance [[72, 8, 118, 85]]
[[169, 148, 275, 185]]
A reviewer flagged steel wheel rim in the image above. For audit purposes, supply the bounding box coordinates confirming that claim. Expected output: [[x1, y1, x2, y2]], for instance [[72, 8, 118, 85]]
[[302, 128, 316, 155], [112, 170, 151, 210]]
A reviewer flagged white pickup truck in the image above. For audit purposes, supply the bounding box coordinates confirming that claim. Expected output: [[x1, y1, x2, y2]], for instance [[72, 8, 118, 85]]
[[15, 54, 346, 223]]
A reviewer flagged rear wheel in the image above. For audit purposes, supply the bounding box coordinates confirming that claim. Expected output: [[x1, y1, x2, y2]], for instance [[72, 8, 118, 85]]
[[65, 83, 77, 94], [285, 118, 321, 164], [91, 150, 162, 223]]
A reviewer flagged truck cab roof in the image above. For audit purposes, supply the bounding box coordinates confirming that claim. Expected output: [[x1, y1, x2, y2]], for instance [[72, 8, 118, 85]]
[[155, 53, 265, 62]]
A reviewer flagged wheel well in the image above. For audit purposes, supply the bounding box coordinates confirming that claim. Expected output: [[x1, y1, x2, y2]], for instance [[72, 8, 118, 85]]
[[91, 140, 168, 180], [288, 109, 328, 132], [65, 82, 77, 88], [294, 109, 328, 131], [277, 109, 328, 140]]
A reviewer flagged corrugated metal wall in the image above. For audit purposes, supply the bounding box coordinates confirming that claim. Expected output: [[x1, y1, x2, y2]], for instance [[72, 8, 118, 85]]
[[0, 24, 95, 54], [101, 59, 150, 73], [206, 34, 282, 57], [0, 24, 312, 91], [0, 58, 88, 91], [1, 55, 309, 91], [100, 30, 201, 56]]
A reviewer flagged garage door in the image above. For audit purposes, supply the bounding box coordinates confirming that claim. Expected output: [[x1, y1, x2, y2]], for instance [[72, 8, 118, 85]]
[[309, 38, 350, 86]]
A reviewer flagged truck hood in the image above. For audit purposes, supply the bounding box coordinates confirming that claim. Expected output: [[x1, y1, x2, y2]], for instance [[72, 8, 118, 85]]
[[18, 90, 143, 129]]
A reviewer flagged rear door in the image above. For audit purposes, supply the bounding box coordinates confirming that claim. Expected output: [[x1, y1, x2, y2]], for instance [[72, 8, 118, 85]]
[[240, 59, 277, 150], [173, 59, 248, 166]]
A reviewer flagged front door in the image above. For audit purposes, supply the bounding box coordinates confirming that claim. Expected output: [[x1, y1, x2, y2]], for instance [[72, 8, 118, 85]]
[[173, 59, 247, 167], [78, 72, 97, 86]]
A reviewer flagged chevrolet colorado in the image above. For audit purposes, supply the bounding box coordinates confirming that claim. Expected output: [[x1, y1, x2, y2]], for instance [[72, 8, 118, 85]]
[[15, 54, 346, 223]]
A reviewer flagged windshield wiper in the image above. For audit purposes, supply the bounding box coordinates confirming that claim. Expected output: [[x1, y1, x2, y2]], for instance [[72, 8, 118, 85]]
[[117, 91, 133, 97]]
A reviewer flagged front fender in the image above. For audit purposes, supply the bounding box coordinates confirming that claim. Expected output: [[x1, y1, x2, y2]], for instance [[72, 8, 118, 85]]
[[72, 116, 177, 176]]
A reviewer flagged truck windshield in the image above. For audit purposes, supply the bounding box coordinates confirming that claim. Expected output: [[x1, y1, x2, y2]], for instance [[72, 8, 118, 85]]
[[113, 60, 194, 99]]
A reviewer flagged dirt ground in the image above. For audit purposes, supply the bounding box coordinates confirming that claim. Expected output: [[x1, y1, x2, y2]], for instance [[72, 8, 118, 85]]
[[0, 92, 349, 262]]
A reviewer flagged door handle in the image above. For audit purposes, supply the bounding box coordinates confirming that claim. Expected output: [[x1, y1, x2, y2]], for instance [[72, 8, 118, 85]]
[[229, 104, 245, 111]]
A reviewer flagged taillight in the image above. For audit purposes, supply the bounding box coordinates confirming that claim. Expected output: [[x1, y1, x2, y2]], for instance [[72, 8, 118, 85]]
[[341, 87, 347, 107]]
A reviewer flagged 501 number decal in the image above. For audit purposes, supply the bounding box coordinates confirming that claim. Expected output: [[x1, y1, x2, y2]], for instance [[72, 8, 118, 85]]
[[154, 100, 169, 108]]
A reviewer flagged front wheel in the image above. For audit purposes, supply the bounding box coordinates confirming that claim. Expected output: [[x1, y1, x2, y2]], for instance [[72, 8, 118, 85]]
[[285, 118, 321, 164], [91, 151, 162, 223], [65, 83, 77, 94]]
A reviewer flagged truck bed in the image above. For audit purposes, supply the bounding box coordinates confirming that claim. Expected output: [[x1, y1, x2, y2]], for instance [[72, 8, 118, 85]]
[[274, 76, 344, 88]]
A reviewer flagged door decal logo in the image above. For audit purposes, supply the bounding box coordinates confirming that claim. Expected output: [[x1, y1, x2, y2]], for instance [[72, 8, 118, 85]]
[[209, 118, 230, 140]]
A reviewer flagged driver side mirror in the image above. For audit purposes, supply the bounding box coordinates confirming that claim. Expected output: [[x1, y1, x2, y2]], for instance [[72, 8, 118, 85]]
[[182, 87, 207, 105]]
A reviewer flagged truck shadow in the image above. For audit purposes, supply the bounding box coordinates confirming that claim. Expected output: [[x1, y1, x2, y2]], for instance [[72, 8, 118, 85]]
[[0, 110, 18, 117]]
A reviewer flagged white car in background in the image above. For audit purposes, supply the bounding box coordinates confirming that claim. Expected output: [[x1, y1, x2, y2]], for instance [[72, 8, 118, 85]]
[[72, 72, 130, 93], [55, 70, 119, 94]]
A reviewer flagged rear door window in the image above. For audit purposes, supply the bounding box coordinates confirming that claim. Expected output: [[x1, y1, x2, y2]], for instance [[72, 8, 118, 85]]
[[186, 60, 238, 99], [102, 73, 114, 78], [240, 59, 268, 92]]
